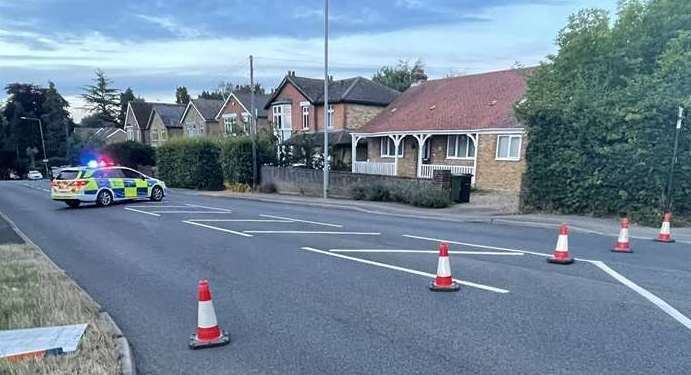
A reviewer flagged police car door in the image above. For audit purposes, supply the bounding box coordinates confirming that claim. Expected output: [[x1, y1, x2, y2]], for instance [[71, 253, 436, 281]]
[[121, 168, 149, 199]]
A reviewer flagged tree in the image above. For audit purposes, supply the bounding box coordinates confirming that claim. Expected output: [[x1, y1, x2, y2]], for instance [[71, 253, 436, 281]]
[[118, 87, 143, 126], [41, 82, 73, 158], [372, 59, 424, 92], [176, 86, 191, 105], [198, 90, 224, 100], [516, 0, 691, 224], [3, 83, 46, 173], [82, 69, 120, 126], [234, 83, 265, 95]]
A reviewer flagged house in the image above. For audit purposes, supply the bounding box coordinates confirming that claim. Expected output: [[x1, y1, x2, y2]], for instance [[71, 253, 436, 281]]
[[74, 126, 127, 145], [264, 71, 399, 168], [351, 68, 530, 192], [180, 98, 224, 137], [124, 101, 153, 143], [215, 91, 271, 136], [146, 103, 186, 147]]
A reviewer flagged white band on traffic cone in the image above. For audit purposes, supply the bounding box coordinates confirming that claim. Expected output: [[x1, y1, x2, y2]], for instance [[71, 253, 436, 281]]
[[197, 300, 218, 329]]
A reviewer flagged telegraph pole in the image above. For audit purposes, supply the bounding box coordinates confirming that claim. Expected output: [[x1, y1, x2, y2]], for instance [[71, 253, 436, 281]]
[[665, 106, 685, 211], [249, 55, 258, 190], [322, 0, 330, 199]]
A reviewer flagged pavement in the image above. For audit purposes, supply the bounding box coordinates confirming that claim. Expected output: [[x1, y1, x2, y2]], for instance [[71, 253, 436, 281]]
[[2, 179, 691, 374]]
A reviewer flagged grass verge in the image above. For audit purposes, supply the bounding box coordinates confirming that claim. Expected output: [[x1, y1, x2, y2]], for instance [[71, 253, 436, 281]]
[[0, 243, 120, 375]]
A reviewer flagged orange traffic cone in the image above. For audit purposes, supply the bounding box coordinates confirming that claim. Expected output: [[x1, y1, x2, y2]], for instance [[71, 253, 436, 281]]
[[612, 218, 632, 253], [654, 212, 675, 243], [189, 280, 230, 349], [547, 224, 574, 264], [429, 242, 460, 292]]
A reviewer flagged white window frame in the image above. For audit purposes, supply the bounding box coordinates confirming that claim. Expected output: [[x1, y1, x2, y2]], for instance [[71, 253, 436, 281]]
[[126, 126, 134, 141], [273, 104, 292, 130], [301, 104, 310, 130], [223, 114, 237, 136], [380, 137, 403, 158], [327, 104, 334, 128], [151, 129, 159, 142], [160, 129, 167, 141], [495, 134, 522, 161], [446, 135, 475, 160]]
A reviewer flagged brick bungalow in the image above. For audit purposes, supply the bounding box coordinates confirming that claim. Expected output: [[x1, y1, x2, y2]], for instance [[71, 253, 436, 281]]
[[264, 71, 399, 168], [145, 103, 186, 147], [180, 98, 224, 137], [351, 68, 529, 192], [215, 91, 271, 136], [124, 101, 153, 143]]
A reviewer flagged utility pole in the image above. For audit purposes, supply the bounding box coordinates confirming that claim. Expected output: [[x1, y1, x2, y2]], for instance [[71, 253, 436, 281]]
[[665, 106, 685, 211], [249, 55, 258, 190], [322, 0, 330, 199], [20, 116, 50, 178]]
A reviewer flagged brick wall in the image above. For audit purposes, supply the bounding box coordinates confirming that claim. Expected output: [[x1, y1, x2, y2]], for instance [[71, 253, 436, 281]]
[[474, 133, 526, 192], [260, 165, 444, 199], [344, 104, 385, 130]]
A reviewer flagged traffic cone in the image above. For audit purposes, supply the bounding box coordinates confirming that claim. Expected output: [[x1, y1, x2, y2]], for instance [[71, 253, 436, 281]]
[[654, 212, 675, 243], [612, 218, 633, 253], [189, 280, 230, 349], [547, 224, 574, 264], [429, 242, 460, 292]]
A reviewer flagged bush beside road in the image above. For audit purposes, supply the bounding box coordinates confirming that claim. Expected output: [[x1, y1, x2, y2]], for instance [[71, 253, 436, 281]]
[[0, 242, 120, 374]]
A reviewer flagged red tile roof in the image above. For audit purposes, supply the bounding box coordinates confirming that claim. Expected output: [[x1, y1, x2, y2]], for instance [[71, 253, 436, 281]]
[[357, 68, 530, 134]]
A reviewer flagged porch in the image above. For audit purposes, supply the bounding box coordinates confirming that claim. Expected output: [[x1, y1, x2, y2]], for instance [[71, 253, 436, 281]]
[[350, 132, 478, 182]]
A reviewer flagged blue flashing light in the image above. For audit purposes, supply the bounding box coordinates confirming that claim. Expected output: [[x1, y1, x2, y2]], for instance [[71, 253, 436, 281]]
[[87, 160, 98, 168]]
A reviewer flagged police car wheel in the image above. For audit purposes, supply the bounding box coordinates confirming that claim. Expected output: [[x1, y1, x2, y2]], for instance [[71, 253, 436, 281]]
[[150, 186, 164, 201], [96, 190, 113, 207]]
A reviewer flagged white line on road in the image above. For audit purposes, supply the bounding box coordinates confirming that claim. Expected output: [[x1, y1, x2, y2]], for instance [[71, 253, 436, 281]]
[[126, 205, 191, 209], [182, 220, 253, 237], [124, 207, 161, 217], [301, 247, 509, 294], [245, 231, 379, 235], [185, 204, 232, 212], [403, 234, 552, 257], [259, 214, 342, 228], [151, 211, 233, 214], [328, 249, 524, 256], [183, 219, 293, 223], [589, 260, 691, 331]]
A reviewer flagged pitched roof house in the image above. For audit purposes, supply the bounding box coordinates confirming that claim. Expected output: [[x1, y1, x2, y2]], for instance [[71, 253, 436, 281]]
[[124, 101, 153, 143], [74, 126, 127, 145], [352, 68, 530, 192], [146, 103, 186, 147], [180, 98, 224, 137], [215, 91, 271, 137], [265, 71, 399, 168]]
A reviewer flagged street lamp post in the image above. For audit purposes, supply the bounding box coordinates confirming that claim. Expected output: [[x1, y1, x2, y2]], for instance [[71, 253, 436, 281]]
[[322, 0, 330, 199], [20, 116, 50, 179], [665, 106, 685, 211]]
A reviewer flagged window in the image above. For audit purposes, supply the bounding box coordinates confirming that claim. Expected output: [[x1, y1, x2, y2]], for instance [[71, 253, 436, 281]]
[[151, 129, 159, 142], [223, 114, 237, 136], [496, 135, 522, 160], [104, 168, 126, 178], [56, 170, 80, 180], [447, 135, 475, 159], [273, 104, 292, 130], [126, 127, 134, 141], [301, 105, 310, 130], [327, 105, 334, 128], [380, 137, 404, 157], [422, 139, 432, 160], [122, 168, 144, 179], [160, 129, 167, 141]]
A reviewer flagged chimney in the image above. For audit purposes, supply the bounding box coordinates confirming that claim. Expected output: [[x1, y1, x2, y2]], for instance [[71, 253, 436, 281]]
[[411, 67, 428, 86], [328, 75, 333, 82]]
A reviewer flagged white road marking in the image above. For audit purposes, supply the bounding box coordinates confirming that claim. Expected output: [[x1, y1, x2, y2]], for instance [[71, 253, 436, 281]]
[[151, 211, 233, 214], [183, 219, 293, 223], [125, 207, 161, 217], [259, 214, 342, 228], [245, 230, 379, 235], [403, 234, 552, 257], [185, 203, 232, 212], [40, 188, 50, 192], [301, 247, 509, 294], [126, 205, 191, 208], [590, 260, 691, 331], [182, 220, 253, 237], [328, 249, 523, 256]]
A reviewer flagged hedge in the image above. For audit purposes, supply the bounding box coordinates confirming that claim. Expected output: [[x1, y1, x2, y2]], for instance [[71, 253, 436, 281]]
[[101, 141, 155, 168], [156, 138, 224, 190], [219, 134, 277, 185], [351, 181, 451, 208]]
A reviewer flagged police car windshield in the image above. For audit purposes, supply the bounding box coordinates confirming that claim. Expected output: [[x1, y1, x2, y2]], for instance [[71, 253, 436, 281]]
[[56, 170, 80, 180]]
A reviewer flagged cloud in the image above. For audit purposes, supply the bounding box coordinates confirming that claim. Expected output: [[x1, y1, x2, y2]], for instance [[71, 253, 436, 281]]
[[134, 14, 205, 39]]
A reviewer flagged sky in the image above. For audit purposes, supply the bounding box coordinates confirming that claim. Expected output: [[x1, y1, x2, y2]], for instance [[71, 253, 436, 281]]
[[0, 0, 618, 121]]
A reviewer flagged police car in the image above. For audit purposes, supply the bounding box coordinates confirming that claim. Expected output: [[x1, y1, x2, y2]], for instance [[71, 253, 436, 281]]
[[51, 165, 166, 208]]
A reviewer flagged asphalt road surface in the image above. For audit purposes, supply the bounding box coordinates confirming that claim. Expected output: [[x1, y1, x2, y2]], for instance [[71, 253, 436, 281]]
[[2, 180, 691, 374]]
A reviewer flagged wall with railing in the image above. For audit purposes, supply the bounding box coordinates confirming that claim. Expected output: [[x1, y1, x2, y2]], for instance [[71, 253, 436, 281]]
[[352, 161, 396, 176]]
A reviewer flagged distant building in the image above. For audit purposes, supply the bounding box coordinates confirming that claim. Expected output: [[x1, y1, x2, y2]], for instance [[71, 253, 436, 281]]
[[215, 91, 271, 137], [180, 99, 224, 137], [146, 103, 186, 147]]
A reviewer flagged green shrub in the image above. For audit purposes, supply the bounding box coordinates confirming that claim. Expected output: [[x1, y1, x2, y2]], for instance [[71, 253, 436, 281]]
[[101, 141, 155, 168], [219, 134, 277, 186], [156, 138, 224, 190], [350, 181, 451, 208]]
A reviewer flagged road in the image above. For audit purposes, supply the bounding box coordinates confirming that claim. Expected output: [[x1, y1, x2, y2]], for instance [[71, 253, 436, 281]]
[[2, 180, 691, 374]]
